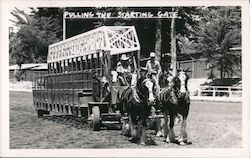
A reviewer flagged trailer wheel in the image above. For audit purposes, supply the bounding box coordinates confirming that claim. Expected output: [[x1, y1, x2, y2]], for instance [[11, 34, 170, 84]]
[[92, 106, 101, 131], [121, 117, 131, 136], [37, 110, 50, 117], [37, 110, 44, 117]]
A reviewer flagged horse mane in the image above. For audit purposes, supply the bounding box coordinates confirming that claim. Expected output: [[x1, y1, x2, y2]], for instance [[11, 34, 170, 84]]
[[159, 72, 169, 88], [136, 73, 147, 88], [133, 73, 150, 102]]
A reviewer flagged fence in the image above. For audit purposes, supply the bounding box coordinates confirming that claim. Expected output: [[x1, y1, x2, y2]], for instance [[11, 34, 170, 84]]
[[9, 70, 48, 81], [198, 86, 242, 97], [190, 85, 242, 102]]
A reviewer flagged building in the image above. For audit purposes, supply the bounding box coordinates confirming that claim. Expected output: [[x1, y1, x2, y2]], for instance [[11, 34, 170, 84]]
[[177, 48, 241, 79], [9, 63, 48, 81]]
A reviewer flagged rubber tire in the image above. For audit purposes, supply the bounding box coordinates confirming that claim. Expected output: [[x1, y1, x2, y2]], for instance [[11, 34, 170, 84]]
[[92, 106, 101, 131], [37, 110, 44, 117]]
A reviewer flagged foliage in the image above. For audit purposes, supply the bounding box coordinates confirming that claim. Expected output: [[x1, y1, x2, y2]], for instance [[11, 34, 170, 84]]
[[31, 7, 63, 39], [9, 8, 61, 67], [176, 7, 201, 37], [198, 7, 241, 78], [180, 6, 241, 78]]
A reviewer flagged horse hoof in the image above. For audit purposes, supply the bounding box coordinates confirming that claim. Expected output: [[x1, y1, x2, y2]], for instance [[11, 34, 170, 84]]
[[179, 141, 186, 146], [142, 139, 156, 146], [156, 131, 163, 137], [171, 140, 179, 144], [129, 137, 140, 143], [140, 141, 146, 145], [164, 139, 170, 143], [122, 133, 131, 137], [185, 140, 192, 145]]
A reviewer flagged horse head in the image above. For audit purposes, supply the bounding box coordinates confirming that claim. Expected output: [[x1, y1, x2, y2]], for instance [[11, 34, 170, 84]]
[[136, 73, 156, 105], [173, 70, 189, 99], [159, 71, 174, 88]]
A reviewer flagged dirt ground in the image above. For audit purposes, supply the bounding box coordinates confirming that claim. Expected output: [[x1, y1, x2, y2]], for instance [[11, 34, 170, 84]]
[[9, 91, 242, 149]]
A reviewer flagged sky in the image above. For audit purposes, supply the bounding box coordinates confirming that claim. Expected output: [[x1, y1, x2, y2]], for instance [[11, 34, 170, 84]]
[[9, 7, 34, 31]]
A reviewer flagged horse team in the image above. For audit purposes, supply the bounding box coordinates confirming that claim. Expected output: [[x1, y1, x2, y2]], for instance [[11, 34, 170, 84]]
[[116, 70, 191, 145]]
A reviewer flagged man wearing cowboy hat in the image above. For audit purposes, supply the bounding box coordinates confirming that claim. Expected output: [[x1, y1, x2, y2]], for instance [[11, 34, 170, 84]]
[[116, 54, 132, 86], [146, 52, 162, 95]]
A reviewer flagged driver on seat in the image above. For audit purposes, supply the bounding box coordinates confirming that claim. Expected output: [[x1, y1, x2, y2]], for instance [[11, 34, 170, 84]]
[[146, 52, 162, 95], [116, 54, 132, 86]]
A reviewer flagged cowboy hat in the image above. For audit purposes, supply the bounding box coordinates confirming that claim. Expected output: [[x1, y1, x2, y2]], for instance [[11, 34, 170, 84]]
[[150, 52, 156, 58], [120, 54, 129, 60]]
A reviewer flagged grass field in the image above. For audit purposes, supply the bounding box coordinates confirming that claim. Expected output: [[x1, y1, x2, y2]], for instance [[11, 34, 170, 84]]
[[9, 91, 242, 148]]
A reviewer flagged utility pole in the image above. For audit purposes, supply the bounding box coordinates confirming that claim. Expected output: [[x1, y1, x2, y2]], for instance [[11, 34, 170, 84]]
[[170, 7, 177, 76]]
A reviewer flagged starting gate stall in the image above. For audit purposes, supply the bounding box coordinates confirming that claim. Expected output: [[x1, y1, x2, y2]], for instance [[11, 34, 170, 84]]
[[33, 26, 141, 130]]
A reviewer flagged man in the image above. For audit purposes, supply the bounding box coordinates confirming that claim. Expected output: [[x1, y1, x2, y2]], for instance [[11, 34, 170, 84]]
[[146, 52, 162, 95], [116, 54, 132, 86], [167, 68, 174, 83]]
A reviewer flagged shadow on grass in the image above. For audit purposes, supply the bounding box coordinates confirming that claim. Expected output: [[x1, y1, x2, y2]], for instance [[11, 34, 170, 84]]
[[41, 115, 90, 129], [41, 115, 122, 131]]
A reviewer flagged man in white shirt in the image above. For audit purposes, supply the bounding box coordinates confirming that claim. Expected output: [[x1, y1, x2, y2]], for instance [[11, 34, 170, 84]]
[[146, 52, 162, 95]]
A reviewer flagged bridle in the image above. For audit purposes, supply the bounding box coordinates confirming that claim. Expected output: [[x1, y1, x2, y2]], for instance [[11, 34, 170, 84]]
[[168, 73, 189, 103], [142, 78, 157, 96], [133, 77, 155, 105]]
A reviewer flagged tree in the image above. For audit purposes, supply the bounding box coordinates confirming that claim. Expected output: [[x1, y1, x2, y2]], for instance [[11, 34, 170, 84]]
[[9, 8, 61, 67], [159, 7, 201, 71], [154, 15, 162, 62], [193, 6, 241, 78], [31, 7, 63, 40]]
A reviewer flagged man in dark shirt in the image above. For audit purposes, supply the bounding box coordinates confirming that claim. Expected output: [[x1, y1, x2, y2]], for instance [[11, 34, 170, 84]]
[[116, 54, 132, 86]]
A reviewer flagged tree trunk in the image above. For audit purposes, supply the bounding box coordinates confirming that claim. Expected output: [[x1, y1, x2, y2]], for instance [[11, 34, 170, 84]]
[[219, 64, 224, 78], [155, 18, 162, 62], [170, 8, 177, 76]]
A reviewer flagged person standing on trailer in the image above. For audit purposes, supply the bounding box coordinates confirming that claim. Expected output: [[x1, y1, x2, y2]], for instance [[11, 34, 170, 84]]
[[116, 54, 132, 86], [146, 52, 162, 95], [167, 68, 174, 83]]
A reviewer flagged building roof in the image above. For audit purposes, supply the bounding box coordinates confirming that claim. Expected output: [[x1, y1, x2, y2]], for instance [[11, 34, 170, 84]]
[[9, 65, 19, 70], [161, 52, 203, 61], [31, 64, 48, 70], [229, 47, 241, 51], [9, 63, 47, 70]]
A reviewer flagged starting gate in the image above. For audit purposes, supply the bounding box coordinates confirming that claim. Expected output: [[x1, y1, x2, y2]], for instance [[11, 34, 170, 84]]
[[33, 26, 141, 130]]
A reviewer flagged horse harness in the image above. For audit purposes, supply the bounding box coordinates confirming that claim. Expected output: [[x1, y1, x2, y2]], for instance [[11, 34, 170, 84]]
[[118, 78, 154, 105], [159, 81, 190, 105]]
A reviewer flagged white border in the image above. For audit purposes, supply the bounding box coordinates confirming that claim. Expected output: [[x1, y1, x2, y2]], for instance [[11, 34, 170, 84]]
[[1, 0, 249, 157]]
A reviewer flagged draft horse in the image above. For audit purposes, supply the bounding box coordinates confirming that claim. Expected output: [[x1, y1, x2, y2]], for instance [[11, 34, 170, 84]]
[[158, 70, 191, 145], [116, 73, 156, 145]]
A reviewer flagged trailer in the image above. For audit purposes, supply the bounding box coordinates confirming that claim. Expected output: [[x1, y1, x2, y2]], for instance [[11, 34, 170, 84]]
[[32, 26, 141, 130]]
